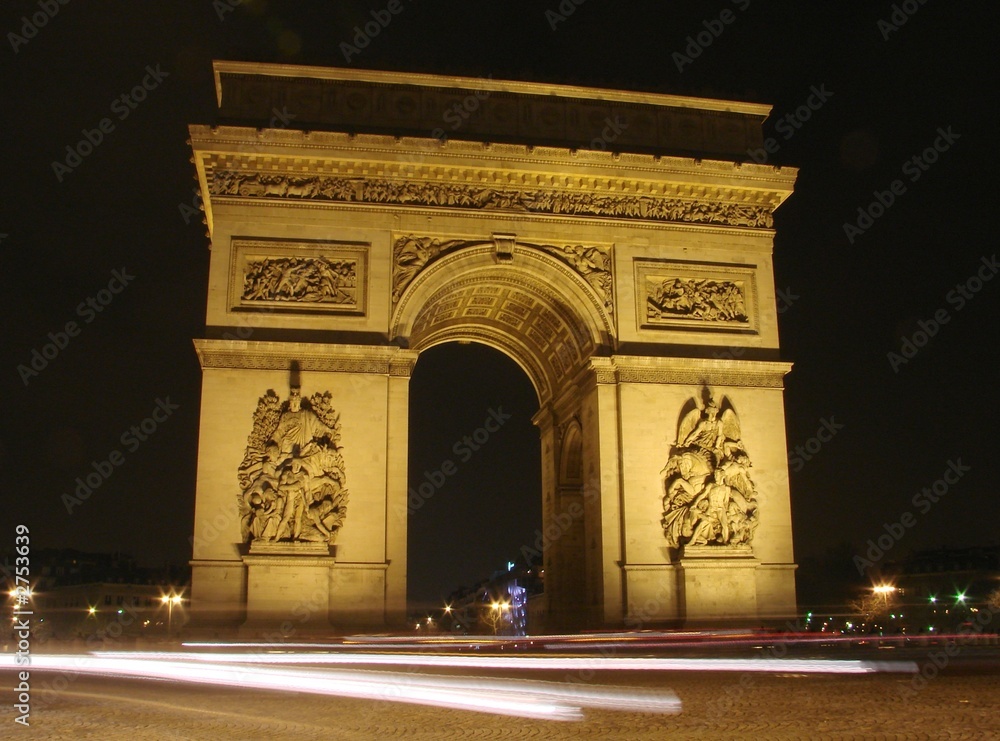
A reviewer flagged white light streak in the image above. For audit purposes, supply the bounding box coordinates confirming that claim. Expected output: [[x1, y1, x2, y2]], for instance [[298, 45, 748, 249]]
[[0, 654, 682, 721], [164, 648, 917, 675]]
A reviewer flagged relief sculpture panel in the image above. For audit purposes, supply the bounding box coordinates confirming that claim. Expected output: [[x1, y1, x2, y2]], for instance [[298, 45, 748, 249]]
[[230, 239, 367, 315], [635, 259, 757, 333], [237, 386, 348, 546], [660, 389, 759, 551]]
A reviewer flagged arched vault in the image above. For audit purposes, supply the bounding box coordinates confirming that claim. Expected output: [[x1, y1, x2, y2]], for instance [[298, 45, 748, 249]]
[[391, 244, 615, 403]]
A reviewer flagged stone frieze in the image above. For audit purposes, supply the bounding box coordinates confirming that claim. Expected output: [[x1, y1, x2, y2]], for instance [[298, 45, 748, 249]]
[[210, 169, 773, 229]]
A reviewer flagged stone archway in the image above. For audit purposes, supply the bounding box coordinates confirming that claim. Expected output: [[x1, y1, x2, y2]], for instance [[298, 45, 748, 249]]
[[392, 243, 615, 630], [187, 62, 800, 635]]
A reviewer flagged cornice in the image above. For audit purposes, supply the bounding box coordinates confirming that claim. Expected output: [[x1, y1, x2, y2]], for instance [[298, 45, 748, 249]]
[[193, 339, 418, 374], [189, 125, 797, 197], [589, 355, 793, 389], [213, 60, 774, 116]]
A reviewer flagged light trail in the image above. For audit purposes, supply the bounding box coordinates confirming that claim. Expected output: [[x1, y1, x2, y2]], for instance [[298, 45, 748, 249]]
[[166, 647, 919, 674], [0, 654, 681, 721]]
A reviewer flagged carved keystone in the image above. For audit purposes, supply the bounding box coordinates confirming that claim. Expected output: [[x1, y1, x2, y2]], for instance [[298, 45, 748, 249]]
[[492, 233, 516, 264]]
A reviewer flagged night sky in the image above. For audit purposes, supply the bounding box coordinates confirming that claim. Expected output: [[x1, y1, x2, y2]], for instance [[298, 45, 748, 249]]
[[1, 1, 995, 610]]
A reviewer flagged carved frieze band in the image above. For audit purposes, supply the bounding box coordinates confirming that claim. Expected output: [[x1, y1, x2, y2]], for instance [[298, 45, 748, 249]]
[[392, 234, 614, 316], [209, 169, 774, 229]]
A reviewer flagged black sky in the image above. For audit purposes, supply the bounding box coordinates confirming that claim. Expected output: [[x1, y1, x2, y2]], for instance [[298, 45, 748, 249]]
[[1, 1, 996, 607]]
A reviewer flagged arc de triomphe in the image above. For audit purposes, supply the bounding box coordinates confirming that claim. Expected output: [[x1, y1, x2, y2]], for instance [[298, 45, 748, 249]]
[[188, 62, 798, 633]]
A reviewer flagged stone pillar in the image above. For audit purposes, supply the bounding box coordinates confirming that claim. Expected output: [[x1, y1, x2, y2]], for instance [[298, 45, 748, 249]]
[[580, 360, 626, 628], [384, 355, 416, 627], [241, 542, 335, 635]]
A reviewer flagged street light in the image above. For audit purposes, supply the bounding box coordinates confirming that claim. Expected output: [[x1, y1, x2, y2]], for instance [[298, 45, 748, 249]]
[[161, 594, 182, 635]]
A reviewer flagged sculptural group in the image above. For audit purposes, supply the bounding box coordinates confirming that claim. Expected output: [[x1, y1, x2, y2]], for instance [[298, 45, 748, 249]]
[[237, 387, 348, 546]]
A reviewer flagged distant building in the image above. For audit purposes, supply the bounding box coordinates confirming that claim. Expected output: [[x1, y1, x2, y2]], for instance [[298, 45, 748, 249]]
[[879, 546, 1000, 633], [442, 559, 543, 636], [29, 583, 186, 641], [2, 549, 189, 643]]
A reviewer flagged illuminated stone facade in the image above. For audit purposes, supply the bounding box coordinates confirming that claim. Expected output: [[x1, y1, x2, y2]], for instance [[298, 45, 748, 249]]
[[188, 62, 798, 633]]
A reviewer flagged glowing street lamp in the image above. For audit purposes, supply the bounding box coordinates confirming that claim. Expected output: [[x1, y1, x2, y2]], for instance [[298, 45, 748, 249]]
[[161, 593, 182, 635], [872, 584, 896, 611]]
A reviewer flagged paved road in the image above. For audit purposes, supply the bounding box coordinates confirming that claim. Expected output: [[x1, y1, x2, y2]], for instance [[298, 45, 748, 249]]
[[3, 660, 999, 739]]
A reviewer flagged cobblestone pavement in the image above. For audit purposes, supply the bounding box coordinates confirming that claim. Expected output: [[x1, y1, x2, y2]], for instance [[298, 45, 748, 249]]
[[3, 666, 999, 740]]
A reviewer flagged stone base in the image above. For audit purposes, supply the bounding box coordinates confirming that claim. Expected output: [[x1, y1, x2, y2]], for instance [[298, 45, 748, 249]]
[[238, 543, 391, 636], [242, 543, 337, 635], [622, 564, 683, 626], [679, 546, 760, 625], [248, 541, 333, 556]]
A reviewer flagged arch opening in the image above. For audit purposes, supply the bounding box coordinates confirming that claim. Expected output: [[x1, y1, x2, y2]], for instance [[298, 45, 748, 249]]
[[406, 342, 542, 623]]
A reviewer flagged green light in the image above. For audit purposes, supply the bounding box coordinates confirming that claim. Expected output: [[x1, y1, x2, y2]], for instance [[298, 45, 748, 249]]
[[928, 596, 936, 603]]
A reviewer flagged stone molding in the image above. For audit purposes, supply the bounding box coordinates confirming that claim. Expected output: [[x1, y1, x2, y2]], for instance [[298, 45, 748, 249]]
[[241, 555, 337, 567], [194, 339, 418, 375], [587, 355, 792, 389]]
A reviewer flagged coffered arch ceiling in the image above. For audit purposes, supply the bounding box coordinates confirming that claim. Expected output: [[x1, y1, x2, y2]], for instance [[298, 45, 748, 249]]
[[392, 245, 614, 403]]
